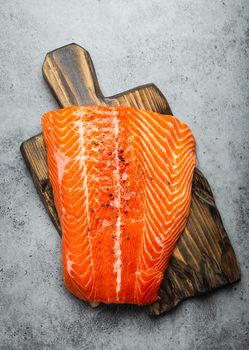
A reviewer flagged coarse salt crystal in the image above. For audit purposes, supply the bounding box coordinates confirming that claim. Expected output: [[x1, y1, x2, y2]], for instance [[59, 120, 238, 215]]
[[123, 193, 131, 201], [123, 206, 129, 213], [102, 219, 111, 227], [114, 198, 120, 209], [122, 172, 128, 181]]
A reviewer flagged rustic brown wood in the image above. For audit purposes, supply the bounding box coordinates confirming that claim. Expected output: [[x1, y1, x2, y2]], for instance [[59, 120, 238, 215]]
[[20, 43, 240, 316]]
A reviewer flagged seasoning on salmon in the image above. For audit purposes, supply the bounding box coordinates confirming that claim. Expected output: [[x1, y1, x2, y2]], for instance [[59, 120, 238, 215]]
[[42, 106, 196, 305]]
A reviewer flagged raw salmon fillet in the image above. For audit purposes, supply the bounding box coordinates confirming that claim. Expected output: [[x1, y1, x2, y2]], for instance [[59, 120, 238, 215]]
[[42, 106, 196, 305]]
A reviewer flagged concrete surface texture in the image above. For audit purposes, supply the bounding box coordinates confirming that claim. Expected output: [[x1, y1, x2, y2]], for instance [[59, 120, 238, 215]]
[[0, 0, 248, 349]]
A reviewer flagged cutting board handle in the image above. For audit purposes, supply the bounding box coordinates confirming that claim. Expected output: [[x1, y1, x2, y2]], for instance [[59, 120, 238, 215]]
[[43, 43, 105, 107]]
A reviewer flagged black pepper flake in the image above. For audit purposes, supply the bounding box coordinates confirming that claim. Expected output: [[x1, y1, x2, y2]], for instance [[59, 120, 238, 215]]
[[118, 155, 125, 162], [108, 193, 113, 197], [126, 237, 130, 240], [106, 203, 110, 208], [101, 203, 105, 207], [118, 149, 124, 154]]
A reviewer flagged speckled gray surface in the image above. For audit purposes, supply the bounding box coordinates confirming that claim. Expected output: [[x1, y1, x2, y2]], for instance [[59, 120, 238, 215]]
[[0, 1, 248, 349]]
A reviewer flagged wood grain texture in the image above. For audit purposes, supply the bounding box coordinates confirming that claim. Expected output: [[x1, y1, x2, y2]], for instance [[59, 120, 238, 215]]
[[20, 43, 240, 316]]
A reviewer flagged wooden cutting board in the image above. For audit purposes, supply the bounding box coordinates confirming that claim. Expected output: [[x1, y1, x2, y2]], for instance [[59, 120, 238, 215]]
[[20, 43, 240, 316]]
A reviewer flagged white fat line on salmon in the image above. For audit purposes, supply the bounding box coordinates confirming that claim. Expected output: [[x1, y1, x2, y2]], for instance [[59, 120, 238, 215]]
[[74, 121, 95, 272], [74, 121, 90, 226], [54, 149, 70, 218], [113, 114, 122, 299]]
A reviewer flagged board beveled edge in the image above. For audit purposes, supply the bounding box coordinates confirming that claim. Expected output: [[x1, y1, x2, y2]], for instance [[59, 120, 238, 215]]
[[20, 135, 62, 232]]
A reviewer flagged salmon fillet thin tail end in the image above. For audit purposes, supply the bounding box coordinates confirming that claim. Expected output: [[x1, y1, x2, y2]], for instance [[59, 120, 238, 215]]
[[41, 105, 196, 305]]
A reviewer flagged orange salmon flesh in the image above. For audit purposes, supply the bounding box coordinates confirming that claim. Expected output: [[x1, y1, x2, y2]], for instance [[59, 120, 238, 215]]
[[42, 106, 196, 305]]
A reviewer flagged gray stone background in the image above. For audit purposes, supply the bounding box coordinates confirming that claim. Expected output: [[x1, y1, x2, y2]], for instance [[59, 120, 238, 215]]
[[0, 1, 248, 349]]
